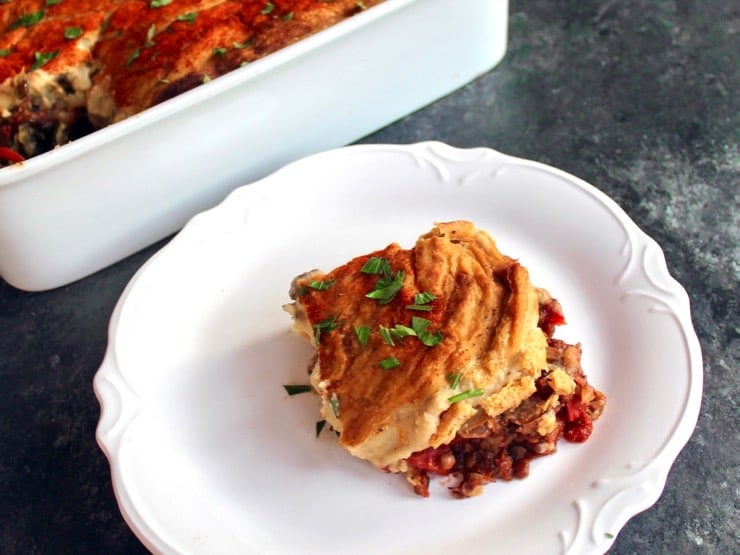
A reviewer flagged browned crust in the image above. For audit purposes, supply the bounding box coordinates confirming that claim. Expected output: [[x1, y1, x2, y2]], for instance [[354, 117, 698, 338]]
[[288, 221, 606, 497], [0, 0, 384, 160], [290, 221, 548, 462]]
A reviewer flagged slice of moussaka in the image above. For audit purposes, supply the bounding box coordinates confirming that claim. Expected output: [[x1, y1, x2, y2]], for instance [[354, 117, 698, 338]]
[[284, 221, 606, 498], [0, 0, 384, 165]]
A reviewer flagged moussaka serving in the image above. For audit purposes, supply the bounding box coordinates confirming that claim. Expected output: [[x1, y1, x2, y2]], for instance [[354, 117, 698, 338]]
[[0, 0, 383, 164], [285, 221, 605, 498]]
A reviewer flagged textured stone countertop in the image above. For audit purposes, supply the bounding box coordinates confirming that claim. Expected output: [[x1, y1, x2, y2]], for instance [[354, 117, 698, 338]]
[[1, 1, 736, 553]]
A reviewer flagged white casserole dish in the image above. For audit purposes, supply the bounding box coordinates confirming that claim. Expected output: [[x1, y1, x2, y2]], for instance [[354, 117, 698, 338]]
[[0, 0, 509, 291]]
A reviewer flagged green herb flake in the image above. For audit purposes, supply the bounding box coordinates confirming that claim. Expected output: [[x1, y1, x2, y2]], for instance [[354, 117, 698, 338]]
[[329, 393, 340, 417], [360, 256, 391, 276], [150, 0, 173, 7], [9, 10, 45, 30], [354, 325, 371, 347], [411, 316, 444, 346], [447, 372, 462, 390], [415, 292, 436, 304], [419, 329, 443, 347], [125, 48, 140, 67], [356, 1, 368, 9], [176, 12, 197, 22], [261, 1, 275, 15], [448, 388, 485, 404], [233, 40, 252, 49], [411, 316, 430, 334], [378, 326, 395, 346], [0, 48, 11, 57], [145, 24, 156, 47], [30, 50, 58, 71], [308, 279, 335, 291], [406, 303, 433, 311], [45, 0, 62, 5], [605, 533, 615, 539], [391, 324, 416, 339], [63, 26, 83, 39], [283, 384, 312, 396], [378, 356, 401, 370], [407, 291, 436, 311], [202, 74, 212, 83], [283, 11, 294, 21], [366, 270, 405, 304], [213, 47, 228, 57], [315, 420, 326, 437], [313, 315, 340, 345]]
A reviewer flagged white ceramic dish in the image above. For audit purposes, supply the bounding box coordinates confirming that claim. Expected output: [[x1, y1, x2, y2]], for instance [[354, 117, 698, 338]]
[[95, 142, 702, 554], [0, 0, 509, 292]]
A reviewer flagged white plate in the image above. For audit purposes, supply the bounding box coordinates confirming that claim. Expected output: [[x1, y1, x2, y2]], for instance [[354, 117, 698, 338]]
[[94, 142, 702, 555]]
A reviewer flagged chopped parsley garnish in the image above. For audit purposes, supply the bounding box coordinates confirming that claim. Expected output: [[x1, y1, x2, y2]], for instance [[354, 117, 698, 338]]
[[329, 393, 340, 417], [145, 24, 156, 47], [406, 303, 433, 311], [315, 420, 326, 437], [446, 372, 462, 390], [9, 10, 45, 30], [283, 11, 294, 21], [283, 384, 312, 396], [418, 330, 443, 346], [313, 315, 340, 345], [64, 26, 83, 39], [30, 51, 58, 71], [390, 324, 416, 339], [378, 326, 395, 346], [176, 12, 197, 22], [414, 292, 436, 304], [126, 48, 140, 67], [365, 270, 405, 304], [46, 0, 62, 5], [0, 49, 11, 57], [411, 316, 443, 346], [354, 325, 370, 347], [407, 291, 435, 311], [150, 0, 173, 7], [261, 1, 275, 15], [233, 40, 252, 49], [605, 533, 615, 539], [363, 318, 443, 350], [378, 356, 401, 370], [213, 47, 228, 57], [308, 279, 335, 291], [362, 257, 404, 304], [361, 256, 391, 276], [448, 388, 485, 403]]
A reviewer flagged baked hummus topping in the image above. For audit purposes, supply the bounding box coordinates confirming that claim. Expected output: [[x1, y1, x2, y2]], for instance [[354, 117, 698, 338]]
[[285, 221, 605, 497], [0, 0, 384, 165]]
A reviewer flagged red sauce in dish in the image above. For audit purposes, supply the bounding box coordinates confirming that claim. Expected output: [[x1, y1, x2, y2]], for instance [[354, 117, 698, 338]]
[[560, 398, 594, 443]]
